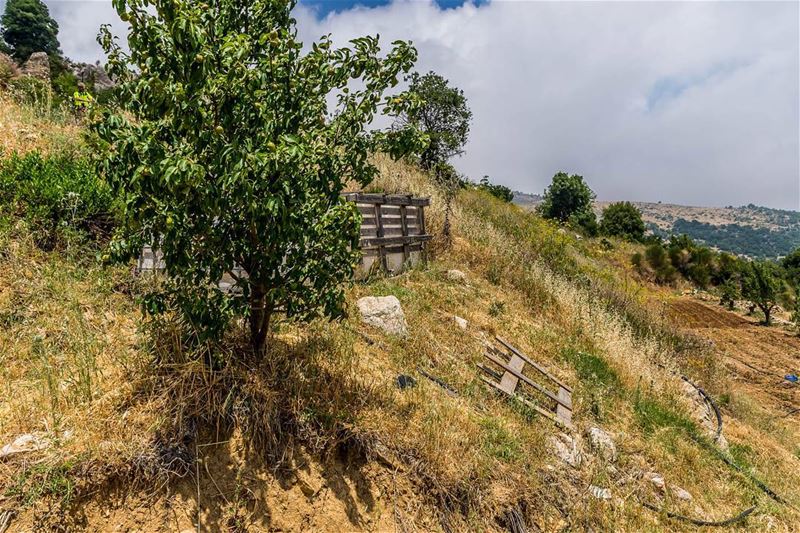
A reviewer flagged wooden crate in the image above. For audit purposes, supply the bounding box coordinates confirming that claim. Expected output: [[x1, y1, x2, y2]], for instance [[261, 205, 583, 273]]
[[343, 192, 432, 275]]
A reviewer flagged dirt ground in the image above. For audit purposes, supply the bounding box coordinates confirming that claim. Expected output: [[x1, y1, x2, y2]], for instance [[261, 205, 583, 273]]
[[668, 298, 799, 417], [8, 434, 441, 533]]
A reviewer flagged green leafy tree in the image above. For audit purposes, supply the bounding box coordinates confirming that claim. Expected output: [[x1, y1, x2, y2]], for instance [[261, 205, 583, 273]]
[[781, 248, 800, 288], [538, 172, 595, 223], [478, 175, 513, 202], [92, 0, 424, 356], [742, 260, 782, 325], [0, 0, 60, 62], [719, 279, 739, 310], [791, 290, 800, 335], [568, 209, 598, 237], [600, 201, 645, 242], [396, 71, 471, 170], [644, 242, 677, 284]]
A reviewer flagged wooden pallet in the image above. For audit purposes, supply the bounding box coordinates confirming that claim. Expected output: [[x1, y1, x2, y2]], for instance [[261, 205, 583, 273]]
[[479, 336, 573, 430]]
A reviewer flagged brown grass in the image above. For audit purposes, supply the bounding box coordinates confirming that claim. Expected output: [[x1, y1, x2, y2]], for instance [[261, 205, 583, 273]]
[[1, 144, 798, 530]]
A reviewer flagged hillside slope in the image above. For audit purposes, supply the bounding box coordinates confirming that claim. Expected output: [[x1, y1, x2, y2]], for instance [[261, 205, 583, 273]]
[[1, 96, 798, 531], [513, 191, 799, 258]]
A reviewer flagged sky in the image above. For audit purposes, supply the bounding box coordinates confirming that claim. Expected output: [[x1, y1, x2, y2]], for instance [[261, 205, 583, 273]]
[[3, 0, 798, 210]]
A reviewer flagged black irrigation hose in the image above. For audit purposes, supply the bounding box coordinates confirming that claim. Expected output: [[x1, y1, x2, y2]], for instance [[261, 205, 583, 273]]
[[681, 375, 723, 443], [691, 433, 788, 506], [417, 367, 459, 396], [640, 500, 757, 527]]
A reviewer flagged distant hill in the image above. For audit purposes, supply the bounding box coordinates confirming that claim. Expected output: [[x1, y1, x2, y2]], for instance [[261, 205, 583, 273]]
[[513, 194, 799, 259]]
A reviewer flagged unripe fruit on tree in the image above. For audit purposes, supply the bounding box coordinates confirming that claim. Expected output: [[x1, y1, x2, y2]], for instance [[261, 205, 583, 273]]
[[166, 216, 174, 229], [215, 125, 223, 134], [101, 254, 110, 262], [267, 141, 276, 151], [195, 53, 205, 63]]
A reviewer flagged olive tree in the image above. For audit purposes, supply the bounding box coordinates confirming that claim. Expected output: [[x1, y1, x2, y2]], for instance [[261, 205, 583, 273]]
[[93, 0, 424, 355], [538, 172, 595, 223], [395, 71, 471, 171], [742, 260, 781, 325], [599, 201, 645, 242]]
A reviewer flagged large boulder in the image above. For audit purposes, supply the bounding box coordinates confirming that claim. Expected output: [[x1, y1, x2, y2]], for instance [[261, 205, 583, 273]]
[[357, 296, 408, 337], [72, 62, 114, 91], [21, 52, 50, 81]]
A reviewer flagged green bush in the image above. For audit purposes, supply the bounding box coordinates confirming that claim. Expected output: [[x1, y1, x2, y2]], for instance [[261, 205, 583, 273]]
[[599, 201, 645, 242], [0, 151, 115, 247]]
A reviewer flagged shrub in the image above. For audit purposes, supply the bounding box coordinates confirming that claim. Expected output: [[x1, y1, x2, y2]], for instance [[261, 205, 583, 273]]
[[599, 201, 645, 242], [538, 172, 595, 223], [568, 208, 598, 237], [0, 151, 114, 246], [644, 242, 677, 284], [93, 0, 424, 355], [478, 176, 513, 202]]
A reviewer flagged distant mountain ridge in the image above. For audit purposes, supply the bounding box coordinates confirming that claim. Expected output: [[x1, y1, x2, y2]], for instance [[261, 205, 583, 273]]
[[512, 194, 799, 259]]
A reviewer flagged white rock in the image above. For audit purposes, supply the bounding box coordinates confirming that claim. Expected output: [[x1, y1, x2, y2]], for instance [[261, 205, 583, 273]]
[[548, 432, 583, 469], [671, 486, 693, 501], [453, 315, 468, 330], [587, 427, 617, 462], [357, 296, 408, 337], [589, 485, 612, 500], [446, 269, 467, 283], [644, 471, 665, 490], [0, 434, 48, 459]]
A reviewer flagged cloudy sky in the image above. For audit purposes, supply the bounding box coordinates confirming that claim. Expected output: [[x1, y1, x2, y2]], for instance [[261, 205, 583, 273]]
[[5, 0, 798, 209]]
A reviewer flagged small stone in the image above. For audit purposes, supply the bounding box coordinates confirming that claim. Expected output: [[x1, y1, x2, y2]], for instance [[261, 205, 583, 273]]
[[453, 315, 468, 330], [671, 486, 693, 501], [446, 269, 467, 283], [587, 426, 617, 462], [644, 471, 665, 490], [357, 296, 408, 337], [548, 432, 582, 469], [589, 485, 612, 500], [0, 434, 48, 459]]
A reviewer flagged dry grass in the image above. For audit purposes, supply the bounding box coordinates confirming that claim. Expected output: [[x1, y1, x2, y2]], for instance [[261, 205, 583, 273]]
[[1, 145, 798, 530], [0, 92, 83, 156]]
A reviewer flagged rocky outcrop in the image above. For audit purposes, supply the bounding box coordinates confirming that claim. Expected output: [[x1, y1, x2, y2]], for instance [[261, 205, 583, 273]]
[[72, 61, 114, 90], [21, 52, 50, 81], [357, 296, 408, 337]]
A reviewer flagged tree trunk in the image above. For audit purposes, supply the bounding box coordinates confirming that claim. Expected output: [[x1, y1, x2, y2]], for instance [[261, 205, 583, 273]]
[[443, 198, 452, 242], [760, 304, 772, 326], [249, 285, 272, 357]]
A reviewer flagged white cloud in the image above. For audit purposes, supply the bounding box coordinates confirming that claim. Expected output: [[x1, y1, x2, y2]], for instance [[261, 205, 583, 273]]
[[3, 0, 798, 208]]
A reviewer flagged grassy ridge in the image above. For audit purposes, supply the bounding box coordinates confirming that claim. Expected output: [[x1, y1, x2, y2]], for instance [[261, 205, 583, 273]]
[[0, 97, 798, 530]]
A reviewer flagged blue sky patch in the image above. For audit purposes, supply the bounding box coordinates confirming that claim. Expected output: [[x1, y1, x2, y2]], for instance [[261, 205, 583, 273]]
[[300, 0, 486, 18], [646, 61, 747, 111]]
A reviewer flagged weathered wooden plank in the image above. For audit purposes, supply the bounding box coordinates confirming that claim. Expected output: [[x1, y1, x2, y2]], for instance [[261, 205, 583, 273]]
[[361, 244, 423, 256], [495, 336, 572, 393], [498, 353, 525, 395], [400, 204, 410, 262], [483, 350, 572, 410], [556, 387, 573, 427], [360, 234, 433, 247], [344, 193, 431, 207], [481, 376, 566, 427], [374, 203, 387, 271]]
